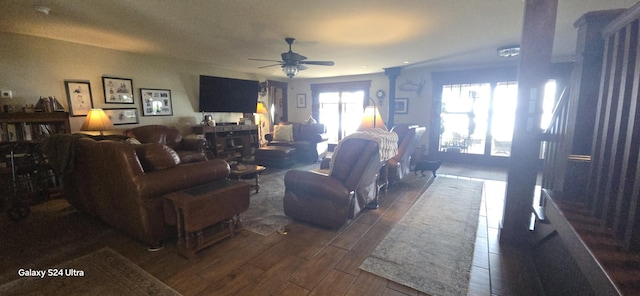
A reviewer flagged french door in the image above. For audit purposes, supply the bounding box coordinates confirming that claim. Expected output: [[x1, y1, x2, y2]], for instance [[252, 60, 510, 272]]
[[310, 80, 371, 144], [318, 91, 364, 143]]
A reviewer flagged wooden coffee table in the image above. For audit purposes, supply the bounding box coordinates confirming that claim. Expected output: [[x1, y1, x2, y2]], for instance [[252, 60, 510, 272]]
[[229, 164, 266, 193]]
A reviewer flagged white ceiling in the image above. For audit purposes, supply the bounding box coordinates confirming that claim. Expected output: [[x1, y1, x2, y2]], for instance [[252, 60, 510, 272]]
[[1, 0, 638, 79]]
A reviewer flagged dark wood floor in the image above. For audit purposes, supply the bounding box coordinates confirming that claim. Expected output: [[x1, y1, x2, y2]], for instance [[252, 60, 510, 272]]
[[1, 164, 543, 295]]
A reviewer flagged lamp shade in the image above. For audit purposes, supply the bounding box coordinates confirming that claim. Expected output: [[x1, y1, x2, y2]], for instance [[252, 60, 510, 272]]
[[358, 106, 387, 131], [256, 101, 268, 114], [81, 109, 114, 133]]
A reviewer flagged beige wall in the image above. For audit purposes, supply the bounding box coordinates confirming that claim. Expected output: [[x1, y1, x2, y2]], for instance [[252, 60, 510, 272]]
[[285, 69, 435, 148], [0, 32, 265, 134], [0, 32, 513, 150]]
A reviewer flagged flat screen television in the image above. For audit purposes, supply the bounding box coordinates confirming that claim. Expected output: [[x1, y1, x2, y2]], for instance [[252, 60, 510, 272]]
[[198, 75, 259, 113]]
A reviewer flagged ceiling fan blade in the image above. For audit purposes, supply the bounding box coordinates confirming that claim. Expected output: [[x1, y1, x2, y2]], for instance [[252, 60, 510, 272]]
[[282, 51, 307, 63], [299, 60, 335, 66], [297, 64, 308, 71], [258, 64, 282, 69], [249, 58, 282, 63]]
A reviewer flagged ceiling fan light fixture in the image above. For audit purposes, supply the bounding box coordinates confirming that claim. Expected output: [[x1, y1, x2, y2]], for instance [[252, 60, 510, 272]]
[[497, 45, 520, 57], [282, 64, 298, 78]]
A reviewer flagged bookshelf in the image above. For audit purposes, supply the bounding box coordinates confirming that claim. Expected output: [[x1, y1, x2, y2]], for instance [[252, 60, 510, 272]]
[[192, 124, 258, 160], [0, 112, 70, 142], [0, 112, 70, 221]]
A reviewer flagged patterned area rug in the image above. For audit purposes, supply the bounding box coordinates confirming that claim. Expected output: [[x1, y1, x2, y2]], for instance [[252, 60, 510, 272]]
[[0, 248, 180, 295], [360, 177, 483, 296], [241, 163, 317, 236]]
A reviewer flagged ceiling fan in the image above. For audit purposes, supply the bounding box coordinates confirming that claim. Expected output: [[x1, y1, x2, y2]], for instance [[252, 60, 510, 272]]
[[249, 37, 335, 78]]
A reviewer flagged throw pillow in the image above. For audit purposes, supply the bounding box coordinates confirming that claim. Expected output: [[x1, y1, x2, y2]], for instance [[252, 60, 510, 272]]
[[125, 137, 142, 145], [273, 124, 294, 142], [135, 143, 181, 172], [306, 115, 317, 124]]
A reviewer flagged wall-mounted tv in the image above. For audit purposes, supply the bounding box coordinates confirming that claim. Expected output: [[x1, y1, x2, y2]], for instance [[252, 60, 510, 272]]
[[199, 75, 259, 113]]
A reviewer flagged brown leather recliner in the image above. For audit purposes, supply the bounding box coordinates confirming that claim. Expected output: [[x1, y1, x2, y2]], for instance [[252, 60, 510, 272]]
[[387, 124, 426, 187], [124, 124, 208, 163], [283, 137, 385, 229], [63, 137, 237, 248]]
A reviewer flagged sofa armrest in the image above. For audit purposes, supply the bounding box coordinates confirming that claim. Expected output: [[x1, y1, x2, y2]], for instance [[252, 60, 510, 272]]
[[178, 137, 208, 152], [315, 133, 329, 143], [284, 170, 351, 204], [135, 159, 229, 199], [265, 133, 274, 142]]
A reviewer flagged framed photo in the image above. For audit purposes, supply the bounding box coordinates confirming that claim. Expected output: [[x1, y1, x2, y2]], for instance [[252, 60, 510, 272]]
[[102, 76, 134, 104], [296, 94, 306, 108], [140, 88, 173, 116], [394, 98, 409, 114], [103, 108, 139, 125], [64, 80, 94, 116]]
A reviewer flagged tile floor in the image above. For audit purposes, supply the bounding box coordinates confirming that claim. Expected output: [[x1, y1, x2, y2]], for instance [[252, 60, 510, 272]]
[[438, 171, 544, 296]]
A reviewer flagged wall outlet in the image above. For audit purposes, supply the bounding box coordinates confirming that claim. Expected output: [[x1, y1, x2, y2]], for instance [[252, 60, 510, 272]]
[[1, 90, 12, 99]]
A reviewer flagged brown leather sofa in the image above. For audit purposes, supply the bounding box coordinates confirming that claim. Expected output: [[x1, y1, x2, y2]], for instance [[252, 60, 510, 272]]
[[386, 124, 426, 187], [63, 137, 244, 248], [265, 122, 329, 163], [283, 137, 385, 229], [124, 124, 208, 163]]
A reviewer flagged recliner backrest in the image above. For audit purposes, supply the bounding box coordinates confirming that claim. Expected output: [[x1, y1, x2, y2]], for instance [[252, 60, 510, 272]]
[[330, 138, 379, 190]]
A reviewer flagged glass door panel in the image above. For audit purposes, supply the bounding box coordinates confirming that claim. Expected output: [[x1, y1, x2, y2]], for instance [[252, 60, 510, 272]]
[[439, 83, 490, 155], [491, 82, 518, 156], [319, 91, 364, 143]]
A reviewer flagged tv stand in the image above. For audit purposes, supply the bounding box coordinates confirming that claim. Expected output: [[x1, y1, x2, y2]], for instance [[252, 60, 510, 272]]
[[192, 125, 257, 160]]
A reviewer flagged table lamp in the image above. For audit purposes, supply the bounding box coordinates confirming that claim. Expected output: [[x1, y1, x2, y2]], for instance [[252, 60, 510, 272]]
[[81, 109, 114, 136]]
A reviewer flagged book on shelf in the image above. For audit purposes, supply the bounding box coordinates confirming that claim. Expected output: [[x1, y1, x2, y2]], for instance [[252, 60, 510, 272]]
[[6, 123, 17, 142]]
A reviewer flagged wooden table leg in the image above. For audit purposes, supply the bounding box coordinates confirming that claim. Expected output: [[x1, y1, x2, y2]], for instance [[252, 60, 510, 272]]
[[255, 174, 260, 193]]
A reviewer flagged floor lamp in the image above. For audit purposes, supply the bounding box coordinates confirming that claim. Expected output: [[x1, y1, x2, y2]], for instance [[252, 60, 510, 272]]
[[255, 101, 269, 147], [357, 98, 388, 209], [357, 97, 387, 131]]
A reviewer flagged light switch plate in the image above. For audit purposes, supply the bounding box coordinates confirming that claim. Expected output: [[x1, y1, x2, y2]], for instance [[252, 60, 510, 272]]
[[1, 90, 12, 99]]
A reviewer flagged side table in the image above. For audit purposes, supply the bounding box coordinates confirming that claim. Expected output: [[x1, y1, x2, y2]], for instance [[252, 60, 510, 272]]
[[164, 179, 250, 258], [229, 164, 266, 193]]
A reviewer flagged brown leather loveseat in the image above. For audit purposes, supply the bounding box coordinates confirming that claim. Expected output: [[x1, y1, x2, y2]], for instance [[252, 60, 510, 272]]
[[63, 137, 246, 248], [124, 124, 209, 163], [265, 122, 329, 163]]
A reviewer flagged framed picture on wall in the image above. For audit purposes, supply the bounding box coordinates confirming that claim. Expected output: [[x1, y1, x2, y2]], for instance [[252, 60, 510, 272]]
[[394, 98, 409, 114], [140, 88, 173, 116], [103, 108, 139, 125], [64, 80, 94, 116], [102, 76, 134, 104], [296, 94, 306, 108]]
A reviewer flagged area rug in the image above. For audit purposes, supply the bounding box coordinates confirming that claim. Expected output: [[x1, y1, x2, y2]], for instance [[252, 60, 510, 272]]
[[0, 247, 180, 295], [241, 163, 316, 236], [360, 177, 483, 296]]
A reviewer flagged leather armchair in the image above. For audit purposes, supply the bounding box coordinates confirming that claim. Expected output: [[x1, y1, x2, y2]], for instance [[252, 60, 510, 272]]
[[387, 124, 426, 187], [63, 137, 232, 248], [283, 138, 385, 229], [124, 125, 208, 163]]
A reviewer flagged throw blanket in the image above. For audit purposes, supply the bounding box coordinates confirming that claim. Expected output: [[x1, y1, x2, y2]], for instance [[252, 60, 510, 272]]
[[329, 129, 398, 175], [40, 133, 87, 174]]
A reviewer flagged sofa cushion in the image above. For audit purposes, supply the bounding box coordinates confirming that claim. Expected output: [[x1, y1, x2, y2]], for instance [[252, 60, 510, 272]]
[[135, 143, 181, 171], [273, 124, 294, 142]]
